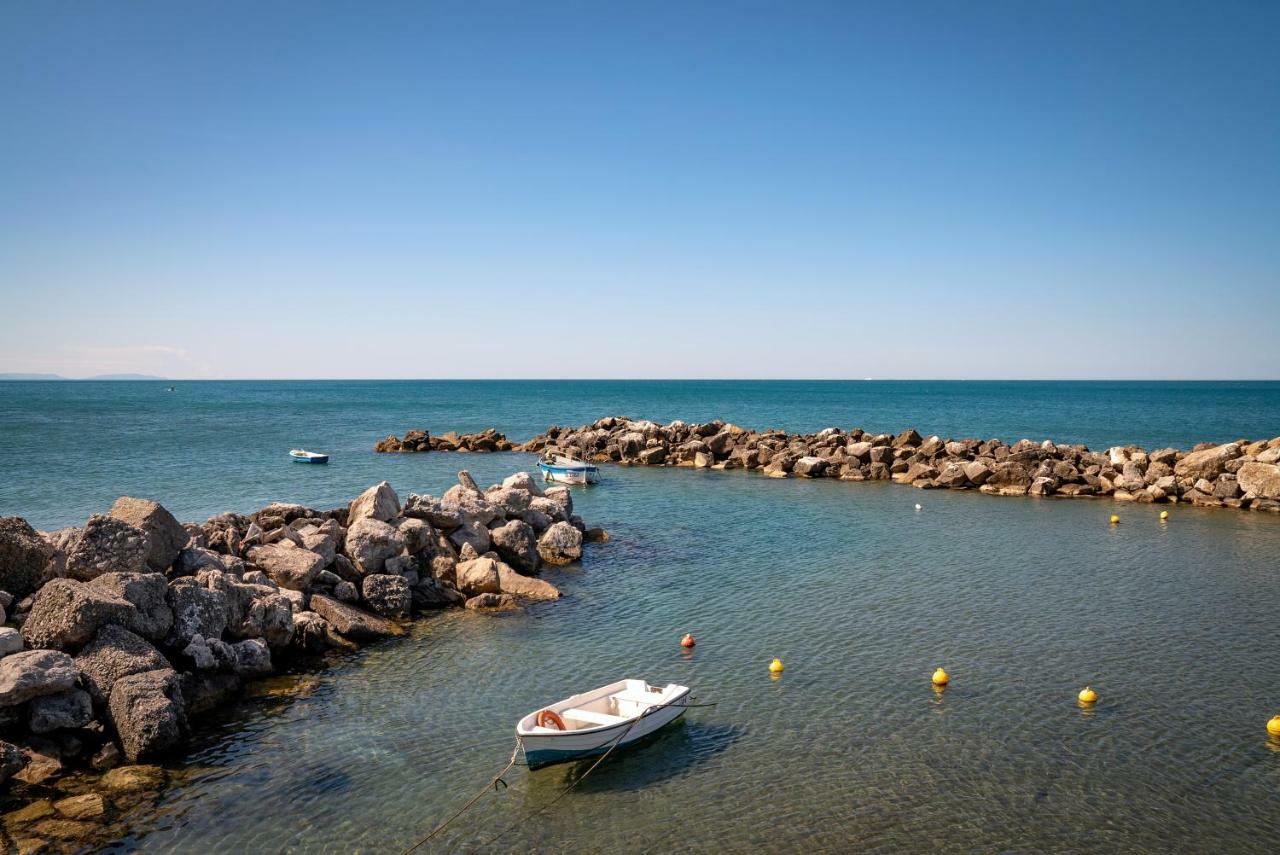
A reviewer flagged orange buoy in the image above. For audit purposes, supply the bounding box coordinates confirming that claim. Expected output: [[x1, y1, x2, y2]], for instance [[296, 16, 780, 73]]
[[681, 633, 696, 648], [535, 709, 566, 730]]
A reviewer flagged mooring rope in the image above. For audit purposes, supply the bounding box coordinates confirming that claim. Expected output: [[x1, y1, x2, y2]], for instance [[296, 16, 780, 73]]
[[398, 698, 717, 853]]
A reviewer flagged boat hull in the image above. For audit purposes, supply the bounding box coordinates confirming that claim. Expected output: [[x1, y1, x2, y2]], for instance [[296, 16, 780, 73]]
[[538, 462, 599, 484], [519, 688, 690, 769], [291, 455, 329, 464]]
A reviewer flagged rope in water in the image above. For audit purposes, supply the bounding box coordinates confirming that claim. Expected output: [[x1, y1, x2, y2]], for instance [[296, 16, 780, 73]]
[[398, 699, 717, 853]]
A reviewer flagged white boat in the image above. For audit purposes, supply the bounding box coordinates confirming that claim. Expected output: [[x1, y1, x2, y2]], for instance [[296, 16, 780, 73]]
[[516, 679, 691, 768], [290, 449, 329, 464], [538, 453, 600, 485]]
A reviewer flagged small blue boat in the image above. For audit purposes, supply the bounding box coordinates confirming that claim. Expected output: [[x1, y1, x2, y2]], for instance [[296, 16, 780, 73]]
[[538, 453, 600, 485], [290, 449, 329, 464]]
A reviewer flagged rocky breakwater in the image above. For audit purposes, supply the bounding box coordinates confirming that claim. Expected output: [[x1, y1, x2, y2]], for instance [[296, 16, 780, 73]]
[[374, 428, 514, 453], [518, 417, 1280, 512], [0, 471, 604, 849]]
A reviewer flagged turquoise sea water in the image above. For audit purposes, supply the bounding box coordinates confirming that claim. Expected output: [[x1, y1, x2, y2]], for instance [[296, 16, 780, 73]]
[[2, 380, 1280, 853]]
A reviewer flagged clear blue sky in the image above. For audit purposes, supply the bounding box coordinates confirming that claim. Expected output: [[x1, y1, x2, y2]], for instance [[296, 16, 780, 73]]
[[1, 1, 1277, 379]]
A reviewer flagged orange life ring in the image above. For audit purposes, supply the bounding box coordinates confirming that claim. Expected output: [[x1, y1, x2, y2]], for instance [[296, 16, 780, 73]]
[[535, 709, 566, 730]]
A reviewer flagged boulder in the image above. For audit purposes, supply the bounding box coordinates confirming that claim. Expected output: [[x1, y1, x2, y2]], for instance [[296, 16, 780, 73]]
[[64, 514, 149, 581], [109, 497, 187, 571], [394, 517, 434, 555], [28, 689, 93, 733], [301, 532, 337, 566], [0, 740, 28, 784], [637, 446, 668, 465], [348, 481, 401, 525], [249, 544, 324, 591], [174, 547, 227, 577], [0, 627, 21, 657], [1237, 462, 1280, 499], [543, 486, 573, 515], [792, 457, 828, 477], [484, 487, 531, 518], [343, 518, 406, 575], [1174, 442, 1240, 482], [88, 572, 173, 642], [309, 594, 405, 641], [402, 494, 463, 530], [235, 590, 294, 647], [292, 611, 336, 652], [226, 638, 273, 676], [0, 517, 54, 598], [361, 574, 411, 619], [465, 593, 518, 611], [496, 563, 560, 601], [448, 519, 491, 555], [21, 578, 138, 651], [75, 624, 171, 705], [456, 557, 501, 595], [165, 578, 228, 648], [489, 520, 540, 574], [501, 471, 544, 497], [935, 462, 969, 488], [0, 650, 78, 706], [108, 668, 186, 761], [537, 522, 583, 566]]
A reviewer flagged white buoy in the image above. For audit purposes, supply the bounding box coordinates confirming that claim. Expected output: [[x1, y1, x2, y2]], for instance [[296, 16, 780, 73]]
[[914, 503, 922, 511]]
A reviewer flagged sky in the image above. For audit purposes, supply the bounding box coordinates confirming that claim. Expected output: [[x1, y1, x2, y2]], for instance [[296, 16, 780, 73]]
[[1, 1, 1277, 380]]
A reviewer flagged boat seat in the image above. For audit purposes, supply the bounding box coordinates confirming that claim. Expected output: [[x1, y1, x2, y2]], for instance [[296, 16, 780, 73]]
[[561, 708, 625, 727], [612, 691, 663, 707]]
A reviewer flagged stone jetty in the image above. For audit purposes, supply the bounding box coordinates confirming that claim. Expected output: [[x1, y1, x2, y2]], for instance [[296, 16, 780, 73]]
[[0, 470, 603, 847], [375, 428, 513, 453], [512, 417, 1280, 511]]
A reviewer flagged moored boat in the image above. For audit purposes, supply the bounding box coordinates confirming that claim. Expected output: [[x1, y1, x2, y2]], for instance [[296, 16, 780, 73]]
[[290, 449, 329, 464], [516, 678, 691, 768], [538, 452, 600, 484]]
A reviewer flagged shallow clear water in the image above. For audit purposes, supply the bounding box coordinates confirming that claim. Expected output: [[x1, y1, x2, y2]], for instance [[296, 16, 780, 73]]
[[2, 381, 1279, 852]]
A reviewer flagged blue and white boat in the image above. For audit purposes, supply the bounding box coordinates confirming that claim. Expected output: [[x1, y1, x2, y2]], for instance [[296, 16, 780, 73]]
[[290, 449, 329, 464], [538, 452, 600, 485], [516, 679, 691, 769]]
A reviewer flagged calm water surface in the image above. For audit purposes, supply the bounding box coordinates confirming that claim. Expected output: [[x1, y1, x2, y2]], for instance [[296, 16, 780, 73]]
[[1, 381, 1278, 852]]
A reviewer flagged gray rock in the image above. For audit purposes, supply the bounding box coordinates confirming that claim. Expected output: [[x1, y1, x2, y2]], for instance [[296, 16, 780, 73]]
[[792, 456, 828, 477], [182, 634, 218, 670], [0, 628, 20, 657], [537, 521, 583, 566], [501, 471, 544, 497], [522, 508, 554, 533], [180, 672, 242, 716], [109, 497, 188, 572], [347, 481, 401, 525], [64, 514, 149, 581], [361, 574, 411, 619], [88, 572, 173, 642], [465, 593, 518, 611], [75, 624, 171, 705], [108, 668, 187, 761], [448, 519, 491, 555], [21, 578, 138, 651], [334, 580, 359, 603], [543, 486, 573, 515], [301, 532, 337, 566], [233, 589, 294, 647], [0, 740, 28, 784], [165, 578, 228, 648], [291, 611, 336, 652], [309, 594, 405, 641], [0, 649, 78, 706], [489, 520, 540, 574], [247, 544, 325, 591], [343, 518, 406, 575], [455, 557, 501, 596], [394, 517, 434, 554], [528, 496, 568, 523], [28, 689, 94, 733], [174, 547, 227, 577], [402, 494, 463, 530], [484, 487, 531, 518], [0, 516, 54, 598], [227, 638, 273, 676]]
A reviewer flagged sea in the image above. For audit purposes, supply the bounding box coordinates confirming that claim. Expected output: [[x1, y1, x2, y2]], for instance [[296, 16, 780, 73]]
[[1, 379, 1278, 852]]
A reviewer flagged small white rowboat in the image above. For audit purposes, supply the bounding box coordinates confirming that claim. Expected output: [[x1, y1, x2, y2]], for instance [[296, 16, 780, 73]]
[[538, 454, 600, 485], [516, 679, 691, 768], [290, 449, 329, 464]]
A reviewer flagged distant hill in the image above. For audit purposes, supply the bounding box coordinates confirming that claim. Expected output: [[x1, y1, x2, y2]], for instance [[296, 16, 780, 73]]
[[0, 373, 168, 381]]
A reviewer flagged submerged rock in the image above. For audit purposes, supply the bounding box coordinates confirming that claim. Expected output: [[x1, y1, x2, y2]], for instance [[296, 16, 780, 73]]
[[309, 594, 404, 642]]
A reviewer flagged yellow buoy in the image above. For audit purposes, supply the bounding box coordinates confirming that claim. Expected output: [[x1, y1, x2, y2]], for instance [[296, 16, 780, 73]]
[[1267, 716, 1280, 738], [1160, 510, 1169, 520], [1078, 686, 1098, 704], [1110, 514, 1120, 525], [931, 667, 949, 686], [769, 658, 784, 674]]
